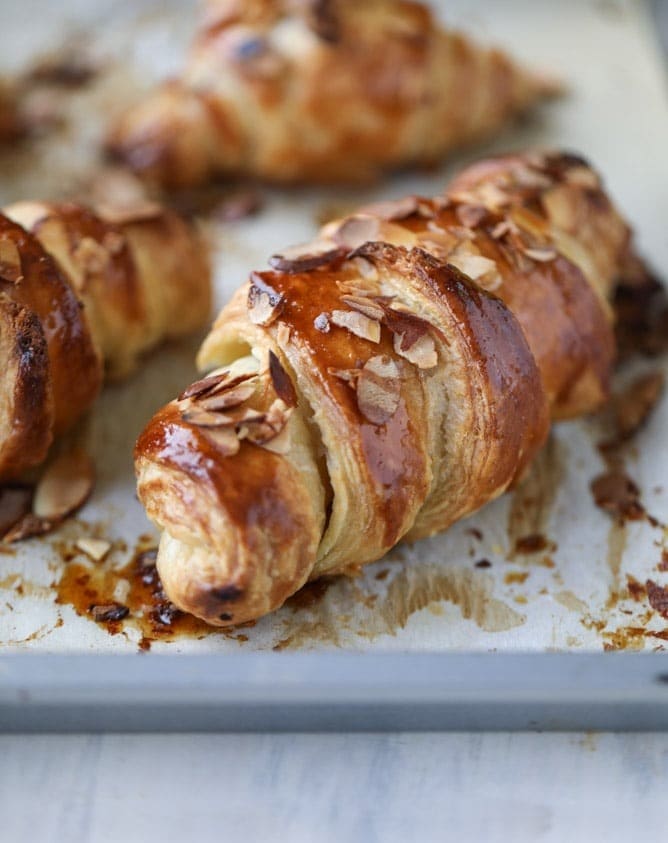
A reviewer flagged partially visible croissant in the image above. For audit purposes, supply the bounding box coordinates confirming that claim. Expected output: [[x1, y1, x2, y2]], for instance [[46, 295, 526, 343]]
[[135, 150, 638, 627], [107, 0, 559, 187], [0, 200, 211, 480]]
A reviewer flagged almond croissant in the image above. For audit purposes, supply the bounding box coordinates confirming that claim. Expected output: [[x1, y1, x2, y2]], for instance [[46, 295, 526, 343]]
[[135, 151, 637, 626], [0, 201, 211, 479], [107, 0, 558, 187]]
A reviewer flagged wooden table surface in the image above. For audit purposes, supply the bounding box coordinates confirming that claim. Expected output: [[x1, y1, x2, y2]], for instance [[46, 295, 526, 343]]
[[2, 732, 667, 842]]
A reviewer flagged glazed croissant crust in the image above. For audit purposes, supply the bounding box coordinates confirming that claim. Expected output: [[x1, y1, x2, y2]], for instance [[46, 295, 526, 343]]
[[107, 0, 558, 187], [135, 150, 637, 627], [0, 200, 211, 479]]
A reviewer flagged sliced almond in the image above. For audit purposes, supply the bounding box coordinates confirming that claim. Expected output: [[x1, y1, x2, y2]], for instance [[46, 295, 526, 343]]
[[33, 448, 94, 522], [202, 427, 241, 456], [383, 306, 430, 350], [248, 274, 284, 326], [456, 204, 487, 228], [179, 372, 227, 401], [393, 331, 437, 370], [490, 219, 518, 240], [541, 186, 579, 233], [358, 196, 419, 221], [269, 242, 345, 273], [340, 295, 385, 321], [329, 215, 381, 249], [245, 399, 292, 446], [511, 165, 552, 190], [331, 309, 381, 343], [269, 350, 297, 407], [76, 537, 111, 562], [314, 312, 330, 333], [3, 514, 51, 543], [349, 255, 379, 281], [0, 487, 32, 538], [328, 367, 360, 385], [96, 200, 164, 225], [0, 238, 22, 284], [276, 322, 291, 346], [523, 247, 558, 263], [256, 423, 291, 455], [565, 166, 599, 189], [447, 253, 498, 281], [199, 382, 256, 412], [182, 405, 234, 428], [356, 355, 401, 425]]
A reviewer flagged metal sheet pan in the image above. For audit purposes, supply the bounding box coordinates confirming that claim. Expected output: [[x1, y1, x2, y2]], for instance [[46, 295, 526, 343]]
[[0, 0, 667, 730]]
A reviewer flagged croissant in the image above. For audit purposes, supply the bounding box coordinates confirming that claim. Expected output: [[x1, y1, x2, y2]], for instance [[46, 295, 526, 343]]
[[106, 0, 558, 188], [135, 150, 637, 626], [0, 200, 211, 480]]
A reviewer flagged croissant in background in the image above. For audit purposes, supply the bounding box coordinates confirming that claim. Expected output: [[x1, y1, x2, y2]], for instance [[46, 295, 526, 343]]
[[107, 0, 559, 187], [0, 200, 211, 481], [135, 150, 639, 627]]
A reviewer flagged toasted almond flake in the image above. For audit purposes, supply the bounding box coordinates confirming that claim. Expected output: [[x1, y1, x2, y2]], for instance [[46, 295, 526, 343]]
[[245, 399, 292, 446], [269, 350, 297, 407], [358, 196, 419, 221], [76, 537, 111, 562], [202, 427, 241, 456], [102, 230, 125, 255], [349, 255, 379, 281], [356, 355, 401, 425], [331, 309, 381, 343], [448, 253, 498, 281], [256, 423, 291, 454], [72, 236, 110, 274], [417, 201, 434, 218], [490, 219, 518, 239], [182, 405, 234, 427], [523, 247, 558, 262], [0, 238, 22, 283], [541, 186, 579, 232], [565, 166, 599, 189], [393, 331, 437, 369], [383, 306, 430, 349], [329, 215, 381, 249], [3, 514, 51, 543], [456, 204, 487, 228], [314, 312, 330, 332], [328, 367, 360, 384], [276, 322, 291, 345], [248, 275, 284, 325], [199, 382, 256, 412], [511, 165, 553, 190], [510, 206, 549, 240], [269, 242, 344, 273], [417, 228, 458, 258], [0, 486, 32, 538], [96, 200, 164, 225], [179, 372, 228, 401], [33, 448, 94, 522], [340, 295, 385, 321]]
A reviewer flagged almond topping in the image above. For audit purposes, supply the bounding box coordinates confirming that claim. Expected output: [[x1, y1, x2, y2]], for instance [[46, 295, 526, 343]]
[[356, 355, 401, 425], [314, 312, 330, 333], [331, 309, 381, 343], [329, 215, 380, 249], [340, 295, 385, 321], [0, 238, 22, 283], [490, 219, 518, 240], [76, 537, 111, 562], [523, 247, 558, 262], [102, 230, 126, 255], [456, 204, 487, 228], [358, 196, 420, 221], [269, 242, 345, 273], [269, 350, 297, 407], [179, 373, 227, 401], [248, 275, 284, 326], [511, 165, 552, 190], [328, 367, 360, 385], [0, 486, 32, 538], [202, 427, 241, 456], [565, 166, 599, 189], [182, 405, 234, 427], [256, 423, 291, 455], [349, 255, 379, 281], [276, 322, 291, 345], [198, 382, 256, 412], [392, 331, 437, 370], [447, 253, 498, 281], [33, 448, 94, 522], [96, 200, 164, 225]]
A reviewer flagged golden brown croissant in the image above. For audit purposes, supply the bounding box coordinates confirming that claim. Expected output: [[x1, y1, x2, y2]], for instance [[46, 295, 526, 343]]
[[135, 150, 636, 627], [0, 200, 211, 480], [106, 0, 558, 187]]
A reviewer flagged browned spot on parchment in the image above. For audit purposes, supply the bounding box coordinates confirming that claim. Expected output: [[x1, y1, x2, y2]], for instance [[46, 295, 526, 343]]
[[507, 436, 564, 561]]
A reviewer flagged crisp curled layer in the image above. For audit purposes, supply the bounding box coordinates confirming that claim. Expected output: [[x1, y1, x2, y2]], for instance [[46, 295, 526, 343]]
[[136, 151, 635, 628], [0, 200, 211, 480], [107, 0, 557, 187]]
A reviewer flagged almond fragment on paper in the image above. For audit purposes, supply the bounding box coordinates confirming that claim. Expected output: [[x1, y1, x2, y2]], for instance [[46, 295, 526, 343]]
[[33, 448, 94, 522], [75, 537, 111, 562]]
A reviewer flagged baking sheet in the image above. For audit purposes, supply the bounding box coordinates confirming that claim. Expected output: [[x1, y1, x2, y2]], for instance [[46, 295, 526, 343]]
[[0, 0, 667, 656]]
